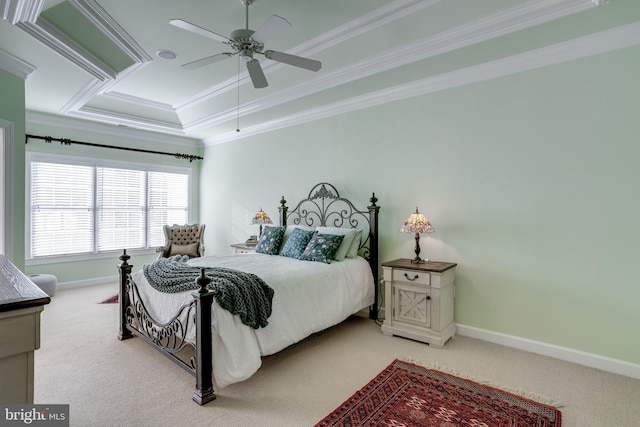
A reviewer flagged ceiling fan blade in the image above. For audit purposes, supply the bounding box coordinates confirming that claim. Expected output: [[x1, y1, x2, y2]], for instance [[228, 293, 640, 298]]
[[251, 15, 291, 44], [182, 53, 234, 70], [169, 19, 230, 44], [246, 59, 268, 89], [264, 50, 321, 72]]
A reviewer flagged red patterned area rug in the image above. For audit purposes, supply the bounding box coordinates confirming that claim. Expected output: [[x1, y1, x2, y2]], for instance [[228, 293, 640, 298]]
[[99, 294, 119, 304], [315, 359, 561, 427]]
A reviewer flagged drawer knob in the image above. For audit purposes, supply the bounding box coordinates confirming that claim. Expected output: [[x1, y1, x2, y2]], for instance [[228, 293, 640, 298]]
[[404, 273, 419, 281]]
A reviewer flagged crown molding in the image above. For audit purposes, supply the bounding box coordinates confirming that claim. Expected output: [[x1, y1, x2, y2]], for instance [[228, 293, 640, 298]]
[[103, 91, 175, 111], [0, 0, 43, 24], [0, 47, 35, 79], [27, 110, 201, 148], [69, 107, 185, 135], [16, 17, 116, 81], [5, 0, 611, 140], [69, 0, 152, 63], [189, 0, 601, 132], [174, 0, 443, 111], [204, 21, 640, 145]]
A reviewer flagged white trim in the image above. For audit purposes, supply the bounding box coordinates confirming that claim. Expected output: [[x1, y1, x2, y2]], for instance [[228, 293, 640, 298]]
[[456, 324, 640, 380], [0, 119, 13, 260], [17, 17, 116, 81], [26, 111, 201, 148], [0, 0, 43, 24], [68, 106, 186, 135], [190, 0, 599, 132], [0, 48, 36, 79], [205, 21, 640, 145], [174, 0, 443, 111], [57, 275, 118, 290], [69, 0, 151, 63]]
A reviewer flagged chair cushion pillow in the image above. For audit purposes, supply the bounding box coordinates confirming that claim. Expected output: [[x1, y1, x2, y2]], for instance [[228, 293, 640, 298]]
[[169, 242, 200, 257]]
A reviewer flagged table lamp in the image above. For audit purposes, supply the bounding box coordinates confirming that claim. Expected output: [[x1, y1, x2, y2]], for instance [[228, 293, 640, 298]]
[[250, 208, 273, 237], [400, 207, 434, 263]]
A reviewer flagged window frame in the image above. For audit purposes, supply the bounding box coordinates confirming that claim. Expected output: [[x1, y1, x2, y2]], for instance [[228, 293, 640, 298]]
[[26, 152, 193, 266]]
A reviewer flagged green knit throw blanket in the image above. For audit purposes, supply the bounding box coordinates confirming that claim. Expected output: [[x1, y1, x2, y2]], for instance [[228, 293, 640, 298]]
[[143, 255, 274, 329]]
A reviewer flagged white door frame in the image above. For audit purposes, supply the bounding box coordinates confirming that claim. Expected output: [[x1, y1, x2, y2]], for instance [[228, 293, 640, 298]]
[[0, 119, 14, 259]]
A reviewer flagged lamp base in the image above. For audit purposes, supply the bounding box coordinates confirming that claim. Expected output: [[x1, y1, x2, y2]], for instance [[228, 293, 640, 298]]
[[411, 233, 427, 263]]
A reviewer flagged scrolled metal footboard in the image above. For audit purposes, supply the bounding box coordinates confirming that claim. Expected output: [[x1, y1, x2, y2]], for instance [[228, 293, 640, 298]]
[[117, 250, 216, 405], [125, 273, 197, 365]]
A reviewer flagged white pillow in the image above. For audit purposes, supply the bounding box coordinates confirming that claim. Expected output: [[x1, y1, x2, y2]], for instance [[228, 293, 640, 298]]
[[346, 229, 363, 259], [315, 226, 357, 261]]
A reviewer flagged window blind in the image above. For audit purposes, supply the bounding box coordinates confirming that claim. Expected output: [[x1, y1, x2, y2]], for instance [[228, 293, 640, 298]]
[[31, 162, 95, 257], [148, 171, 189, 247], [97, 167, 146, 252], [29, 159, 190, 259]]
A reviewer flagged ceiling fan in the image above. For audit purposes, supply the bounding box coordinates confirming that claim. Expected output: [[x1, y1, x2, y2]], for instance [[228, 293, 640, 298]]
[[169, 0, 322, 89]]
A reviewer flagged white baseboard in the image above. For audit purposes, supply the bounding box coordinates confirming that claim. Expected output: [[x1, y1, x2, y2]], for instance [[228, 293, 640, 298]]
[[58, 275, 118, 290], [456, 324, 640, 380]]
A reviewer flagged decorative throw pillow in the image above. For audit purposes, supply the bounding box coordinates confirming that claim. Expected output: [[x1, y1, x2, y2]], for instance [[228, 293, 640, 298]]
[[255, 226, 286, 255], [300, 233, 344, 264], [316, 226, 357, 261], [346, 229, 363, 258], [278, 225, 315, 254], [169, 242, 200, 257], [280, 228, 316, 259]]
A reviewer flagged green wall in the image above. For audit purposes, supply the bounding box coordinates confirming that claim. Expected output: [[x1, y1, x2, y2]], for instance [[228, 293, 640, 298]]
[[0, 69, 26, 269], [24, 118, 202, 283], [199, 44, 640, 365]]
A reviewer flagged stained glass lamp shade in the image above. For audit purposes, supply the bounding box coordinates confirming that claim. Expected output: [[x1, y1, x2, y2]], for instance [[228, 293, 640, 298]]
[[400, 207, 435, 263], [251, 208, 273, 235]]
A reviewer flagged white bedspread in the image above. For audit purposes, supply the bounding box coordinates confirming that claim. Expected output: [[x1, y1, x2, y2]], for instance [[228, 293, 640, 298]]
[[130, 253, 374, 388]]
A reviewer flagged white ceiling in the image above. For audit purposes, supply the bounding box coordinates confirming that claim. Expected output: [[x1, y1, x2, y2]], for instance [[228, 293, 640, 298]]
[[1, 0, 635, 147]]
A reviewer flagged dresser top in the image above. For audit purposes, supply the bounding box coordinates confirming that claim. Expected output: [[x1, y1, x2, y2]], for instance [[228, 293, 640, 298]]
[[0, 256, 50, 312], [382, 258, 457, 273]]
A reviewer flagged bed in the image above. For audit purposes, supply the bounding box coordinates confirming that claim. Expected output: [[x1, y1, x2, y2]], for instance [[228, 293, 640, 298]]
[[117, 182, 380, 404]]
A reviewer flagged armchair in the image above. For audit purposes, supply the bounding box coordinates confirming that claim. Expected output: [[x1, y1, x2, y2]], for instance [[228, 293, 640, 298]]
[[157, 223, 205, 258]]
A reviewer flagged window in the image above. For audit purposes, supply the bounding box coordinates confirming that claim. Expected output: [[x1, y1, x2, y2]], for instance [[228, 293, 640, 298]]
[[28, 154, 191, 259]]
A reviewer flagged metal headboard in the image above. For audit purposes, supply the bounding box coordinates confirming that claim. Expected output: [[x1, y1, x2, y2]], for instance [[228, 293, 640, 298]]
[[278, 182, 380, 319]]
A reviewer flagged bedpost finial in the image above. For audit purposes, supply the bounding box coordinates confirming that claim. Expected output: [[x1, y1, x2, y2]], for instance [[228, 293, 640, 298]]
[[369, 192, 378, 206], [196, 268, 212, 293], [280, 196, 286, 207], [119, 249, 130, 264]]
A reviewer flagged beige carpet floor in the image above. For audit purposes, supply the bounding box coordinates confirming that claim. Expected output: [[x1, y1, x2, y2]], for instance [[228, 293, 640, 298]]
[[34, 283, 640, 427]]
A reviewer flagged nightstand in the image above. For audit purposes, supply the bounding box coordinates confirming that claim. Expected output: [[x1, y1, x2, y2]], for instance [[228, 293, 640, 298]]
[[230, 243, 256, 254], [380, 258, 457, 348]]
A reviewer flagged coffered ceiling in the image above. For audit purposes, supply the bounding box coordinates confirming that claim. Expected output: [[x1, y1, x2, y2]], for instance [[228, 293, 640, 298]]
[[1, 0, 637, 146]]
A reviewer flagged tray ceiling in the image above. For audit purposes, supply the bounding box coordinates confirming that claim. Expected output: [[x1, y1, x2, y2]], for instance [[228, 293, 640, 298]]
[[1, 0, 637, 146]]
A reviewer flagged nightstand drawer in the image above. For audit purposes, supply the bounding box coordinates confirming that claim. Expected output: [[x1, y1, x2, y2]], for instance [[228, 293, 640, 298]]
[[393, 269, 430, 286]]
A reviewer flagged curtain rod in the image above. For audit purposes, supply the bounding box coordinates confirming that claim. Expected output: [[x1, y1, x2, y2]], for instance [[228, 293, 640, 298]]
[[25, 134, 203, 162]]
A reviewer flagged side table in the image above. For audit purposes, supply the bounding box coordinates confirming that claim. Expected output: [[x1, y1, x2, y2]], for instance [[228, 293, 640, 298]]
[[230, 243, 256, 254], [380, 258, 457, 347]]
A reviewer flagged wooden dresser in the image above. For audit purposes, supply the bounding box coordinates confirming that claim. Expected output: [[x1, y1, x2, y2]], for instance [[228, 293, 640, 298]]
[[0, 256, 50, 403]]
